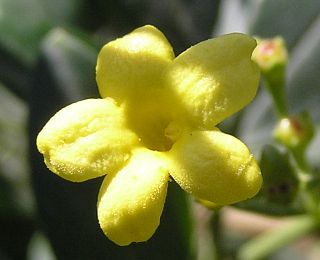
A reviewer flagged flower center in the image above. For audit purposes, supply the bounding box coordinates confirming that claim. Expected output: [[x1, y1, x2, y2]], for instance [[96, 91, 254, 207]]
[[134, 120, 176, 152], [124, 110, 186, 152]]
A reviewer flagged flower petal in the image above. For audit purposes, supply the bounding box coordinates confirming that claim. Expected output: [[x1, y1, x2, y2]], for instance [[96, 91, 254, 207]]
[[96, 25, 174, 101], [165, 33, 260, 128], [96, 25, 176, 151], [37, 98, 139, 182], [97, 148, 169, 246], [167, 130, 262, 205]]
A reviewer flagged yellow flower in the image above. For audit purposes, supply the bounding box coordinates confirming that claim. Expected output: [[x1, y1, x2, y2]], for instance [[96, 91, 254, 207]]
[[37, 25, 262, 246]]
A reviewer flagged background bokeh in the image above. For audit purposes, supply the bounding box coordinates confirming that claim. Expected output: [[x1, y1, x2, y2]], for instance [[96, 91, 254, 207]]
[[1, 0, 320, 259]]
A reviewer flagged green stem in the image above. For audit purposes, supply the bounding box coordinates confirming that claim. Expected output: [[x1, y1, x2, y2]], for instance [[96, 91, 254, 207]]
[[264, 67, 288, 118], [288, 147, 319, 216], [211, 210, 222, 260], [238, 215, 318, 260], [291, 148, 311, 176]]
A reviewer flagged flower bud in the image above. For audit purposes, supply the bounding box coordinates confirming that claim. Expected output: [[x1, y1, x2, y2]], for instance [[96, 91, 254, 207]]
[[274, 112, 314, 151], [252, 36, 288, 73], [252, 36, 289, 117]]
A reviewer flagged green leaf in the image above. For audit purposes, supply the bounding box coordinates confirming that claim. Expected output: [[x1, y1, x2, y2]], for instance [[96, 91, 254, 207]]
[[0, 0, 89, 66], [0, 84, 35, 259], [27, 232, 56, 260], [0, 0, 50, 65], [40, 28, 99, 100], [0, 82, 34, 216], [0, 47, 31, 99], [249, 0, 320, 50], [38, 0, 83, 26], [237, 145, 302, 216], [259, 146, 298, 204]]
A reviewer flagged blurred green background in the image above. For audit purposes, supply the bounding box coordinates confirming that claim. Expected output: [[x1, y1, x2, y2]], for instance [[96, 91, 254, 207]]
[[1, 0, 320, 259]]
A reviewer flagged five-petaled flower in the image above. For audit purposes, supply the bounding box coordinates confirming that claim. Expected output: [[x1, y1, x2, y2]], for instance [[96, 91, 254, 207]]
[[37, 25, 262, 246]]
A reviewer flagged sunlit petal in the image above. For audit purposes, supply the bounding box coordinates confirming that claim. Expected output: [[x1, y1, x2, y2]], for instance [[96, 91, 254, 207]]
[[165, 33, 260, 128], [97, 148, 169, 245], [96, 25, 174, 101], [37, 98, 140, 181], [167, 129, 262, 205]]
